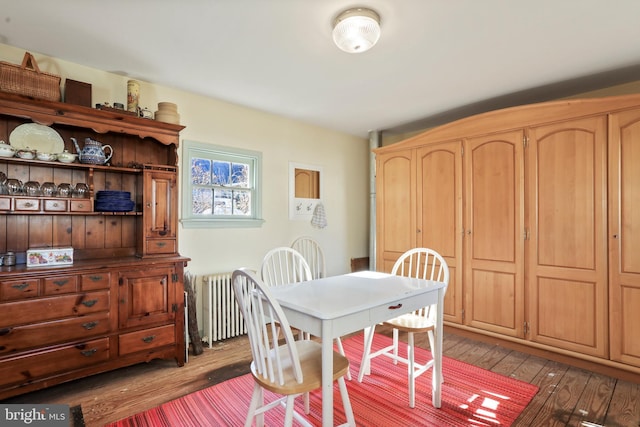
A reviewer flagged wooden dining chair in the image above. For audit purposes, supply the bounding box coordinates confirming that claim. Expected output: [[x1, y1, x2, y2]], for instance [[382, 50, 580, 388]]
[[289, 237, 351, 380], [231, 268, 355, 427], [357, 247, 450, 408]]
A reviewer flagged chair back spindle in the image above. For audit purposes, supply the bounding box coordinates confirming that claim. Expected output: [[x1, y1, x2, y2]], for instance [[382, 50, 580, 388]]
[[291, 236, 326, 279], [261, 247, 312, 287]]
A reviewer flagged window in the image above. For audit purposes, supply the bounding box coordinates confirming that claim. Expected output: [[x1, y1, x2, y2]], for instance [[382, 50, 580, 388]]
[[181, 140, 264, 228]]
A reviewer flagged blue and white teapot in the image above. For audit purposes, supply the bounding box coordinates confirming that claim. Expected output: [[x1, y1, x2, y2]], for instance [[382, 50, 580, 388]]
[[71, 137, 113, 165]]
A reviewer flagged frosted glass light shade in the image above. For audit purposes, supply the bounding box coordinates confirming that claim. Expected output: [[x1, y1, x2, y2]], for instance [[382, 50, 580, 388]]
[[332, 8, 381, 53]]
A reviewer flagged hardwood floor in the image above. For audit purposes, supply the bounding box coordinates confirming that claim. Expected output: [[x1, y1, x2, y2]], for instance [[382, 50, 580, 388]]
[[3, 326, 640, 427]]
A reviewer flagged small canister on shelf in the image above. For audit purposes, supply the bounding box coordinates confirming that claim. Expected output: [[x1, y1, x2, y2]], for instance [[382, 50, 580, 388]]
[[127, 80, 140, 113], [3, 251, 16, 266]]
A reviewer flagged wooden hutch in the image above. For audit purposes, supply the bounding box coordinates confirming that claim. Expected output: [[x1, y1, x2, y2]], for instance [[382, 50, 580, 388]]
[[0, 92, 188, 399]]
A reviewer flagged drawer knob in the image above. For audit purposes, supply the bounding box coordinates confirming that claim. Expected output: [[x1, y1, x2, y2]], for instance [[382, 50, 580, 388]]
[[388, 303, 403, 310], [142, 335, 156, 343], [82, 321, 99, 330], [54, 279, 69, 287], [80, 348, 97, 357], [11, 283, 29, 290], [89, 275, 103, 282], [81, 299, 98, 307], [0, 328, 12, 336]]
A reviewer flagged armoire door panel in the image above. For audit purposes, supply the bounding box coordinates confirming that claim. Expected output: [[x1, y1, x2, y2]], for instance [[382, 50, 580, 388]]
[[464, 131, 524, 336], [470, 269, 518, 331], [535, 277, 598, 349], [609, 108, 640, 366], [375, 149, 416, 270], [528, 116, 608, 358], [536, 129, 597, 270], [417, 147, 457, 255], [416, 141, 463, 323], [618, 285, 640, 359], [469, 141, 518, 263]]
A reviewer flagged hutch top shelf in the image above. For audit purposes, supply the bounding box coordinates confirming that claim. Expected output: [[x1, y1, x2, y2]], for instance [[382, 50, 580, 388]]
[[0, 92, 185, 146]]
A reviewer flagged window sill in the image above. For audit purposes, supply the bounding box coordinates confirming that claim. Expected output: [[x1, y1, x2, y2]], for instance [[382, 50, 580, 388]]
[[180, 218, 265, 229]]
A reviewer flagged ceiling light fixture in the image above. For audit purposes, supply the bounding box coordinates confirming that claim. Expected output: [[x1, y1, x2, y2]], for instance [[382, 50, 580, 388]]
[[332, 8, 381, 54]]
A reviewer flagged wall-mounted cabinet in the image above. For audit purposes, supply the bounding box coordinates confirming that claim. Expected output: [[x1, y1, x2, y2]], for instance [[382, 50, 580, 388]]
[[375, 93, 640, 373], [0, 92, 188, 399]]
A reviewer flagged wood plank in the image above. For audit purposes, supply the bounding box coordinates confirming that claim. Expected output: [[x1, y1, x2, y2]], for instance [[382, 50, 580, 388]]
[[512, 359, 569, 425], [566, 372, 615, 427], [52, 215, 72, 247], [489, 349, 531, 378], [522, 366, 592, 426], [507, 354, 550, 384], [605, 380, 640, 427]]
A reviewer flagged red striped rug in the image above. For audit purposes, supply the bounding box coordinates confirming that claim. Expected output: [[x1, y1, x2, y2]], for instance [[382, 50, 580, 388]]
[[108, 333, 538, 426]]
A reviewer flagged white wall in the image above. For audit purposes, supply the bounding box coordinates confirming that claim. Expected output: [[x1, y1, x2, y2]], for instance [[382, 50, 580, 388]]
[[0, 44, 371, 276]]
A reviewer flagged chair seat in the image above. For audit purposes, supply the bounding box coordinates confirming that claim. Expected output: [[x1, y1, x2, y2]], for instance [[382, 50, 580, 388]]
[[383, 313, 436, 333], [251, 340, 350, 395]]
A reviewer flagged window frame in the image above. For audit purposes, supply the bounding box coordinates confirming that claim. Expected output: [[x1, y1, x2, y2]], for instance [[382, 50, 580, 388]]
[[180, 140, 264, 228]]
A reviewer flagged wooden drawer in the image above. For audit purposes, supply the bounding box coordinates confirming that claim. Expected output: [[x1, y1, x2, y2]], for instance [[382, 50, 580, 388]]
[[13, 197, 40, 211], [146, 239, 176, 255], [368, 293, 436, 326], [0, 337, 110, 387], [0, 291, 110, 328], [80, 272, 111, 291], [43, 198, 68, 212], [0, 312, 110, 355], [119, 324, 175, 356], [43, 275, 78, 295], [0, 278, 39, 301], [0, 196, 10, 211], [70, 199, 92, 212]]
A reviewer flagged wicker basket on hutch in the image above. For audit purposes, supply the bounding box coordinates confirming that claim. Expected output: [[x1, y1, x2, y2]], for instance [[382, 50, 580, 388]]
[[0, 52, 61, 101]]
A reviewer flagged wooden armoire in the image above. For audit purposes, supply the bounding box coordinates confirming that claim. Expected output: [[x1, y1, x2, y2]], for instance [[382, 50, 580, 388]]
[[375, 94, 640, 374]]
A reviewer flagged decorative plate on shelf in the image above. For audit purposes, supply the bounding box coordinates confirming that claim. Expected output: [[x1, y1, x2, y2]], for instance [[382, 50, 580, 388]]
[[9, 123, 65, 154]]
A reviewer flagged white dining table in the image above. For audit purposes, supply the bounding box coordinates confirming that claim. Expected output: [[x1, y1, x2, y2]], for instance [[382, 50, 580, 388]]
[[269, 270, 446, 427]]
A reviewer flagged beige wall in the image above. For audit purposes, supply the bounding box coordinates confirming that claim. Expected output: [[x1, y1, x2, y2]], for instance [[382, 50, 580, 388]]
[[381, 82, 640, 146], [0, 44, 371, 276]]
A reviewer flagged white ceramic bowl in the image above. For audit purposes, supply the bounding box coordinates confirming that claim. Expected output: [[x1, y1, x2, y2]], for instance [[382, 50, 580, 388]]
[[0, 141, 15, 157], [17, 150, 36, 160], [57, 151, 78, 163], [36, 152, 57, 161]]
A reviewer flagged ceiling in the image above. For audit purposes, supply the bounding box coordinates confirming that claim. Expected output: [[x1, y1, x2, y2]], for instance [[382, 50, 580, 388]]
[[1, 1, 640, 138]]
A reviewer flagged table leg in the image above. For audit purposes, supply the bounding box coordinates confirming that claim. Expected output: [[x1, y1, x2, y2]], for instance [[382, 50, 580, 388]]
[[321, 321, 334, 426], [432, 287, 444, 408]]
